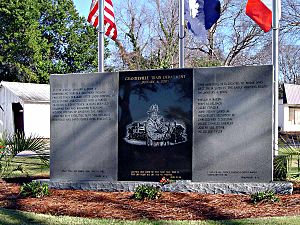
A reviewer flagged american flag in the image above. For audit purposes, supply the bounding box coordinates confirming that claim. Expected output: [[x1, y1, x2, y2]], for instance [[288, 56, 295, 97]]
[[88, 0, 117, 41]]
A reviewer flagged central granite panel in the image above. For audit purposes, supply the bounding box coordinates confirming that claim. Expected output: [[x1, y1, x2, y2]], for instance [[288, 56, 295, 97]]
[[118, 69, 193, 181], [192, 66, 273, 182]]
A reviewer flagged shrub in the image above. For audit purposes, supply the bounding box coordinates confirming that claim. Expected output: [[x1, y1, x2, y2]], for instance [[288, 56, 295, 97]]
[[0, 144, 14, 178], [7, 132, 46, 156], [0, 132, 48, 178], [274, 155, 288, 181], [133, 185, 161, 200], [20, 182, 50, 198], [278, 135, 300, 178], [250, 191, 280, 204]]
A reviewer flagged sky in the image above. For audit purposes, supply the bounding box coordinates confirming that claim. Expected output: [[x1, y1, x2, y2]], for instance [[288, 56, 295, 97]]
[[73, 0, 89, 18]]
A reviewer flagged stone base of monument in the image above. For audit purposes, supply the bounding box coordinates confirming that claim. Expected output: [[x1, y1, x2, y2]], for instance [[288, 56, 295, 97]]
[[36, 179, 293, 195]]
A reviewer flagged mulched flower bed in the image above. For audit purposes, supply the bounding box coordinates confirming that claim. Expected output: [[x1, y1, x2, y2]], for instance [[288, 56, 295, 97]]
[[1, 178, 300, 220]]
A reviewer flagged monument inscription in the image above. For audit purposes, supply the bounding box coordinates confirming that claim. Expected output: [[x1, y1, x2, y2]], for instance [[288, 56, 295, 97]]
[[52, 87, 112, 122], [193, 66, 273, 182], [50, 73, 118, 181]]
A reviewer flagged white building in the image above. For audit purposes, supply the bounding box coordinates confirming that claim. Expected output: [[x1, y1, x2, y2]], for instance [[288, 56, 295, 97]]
[[279, 83, 300, 132], [0, 81, 50, 138]]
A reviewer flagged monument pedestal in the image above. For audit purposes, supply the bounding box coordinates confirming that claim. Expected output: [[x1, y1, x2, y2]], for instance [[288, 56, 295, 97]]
[[36, 179, 293, 195]]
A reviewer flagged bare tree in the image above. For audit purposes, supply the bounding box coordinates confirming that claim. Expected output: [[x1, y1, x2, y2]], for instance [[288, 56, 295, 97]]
[[112, 0, 180, 70], [184, 0, 268, 66], [113, 0, 152, 70], [152, 0, 179, 68], [281, 0, 300, 38], [110, 0, 298, 80], [280, 44, 300, 83]]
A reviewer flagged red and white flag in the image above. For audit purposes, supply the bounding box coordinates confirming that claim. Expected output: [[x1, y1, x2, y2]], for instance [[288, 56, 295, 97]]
[[88, 0, 117, 41], [246, 0, 273, 32]]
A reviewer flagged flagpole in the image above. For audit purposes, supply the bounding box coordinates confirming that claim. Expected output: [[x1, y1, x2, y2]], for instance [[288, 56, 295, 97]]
[[272, 0, 279, 154], [179, 0, 185, 68], [98, 0, 105, 72]]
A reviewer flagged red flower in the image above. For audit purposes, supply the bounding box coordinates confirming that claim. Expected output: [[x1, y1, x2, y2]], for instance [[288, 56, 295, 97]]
[[159, 177, 170, 185]]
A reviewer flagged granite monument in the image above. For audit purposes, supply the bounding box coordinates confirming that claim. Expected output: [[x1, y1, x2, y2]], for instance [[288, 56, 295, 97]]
[[50, 65, 273, 183]]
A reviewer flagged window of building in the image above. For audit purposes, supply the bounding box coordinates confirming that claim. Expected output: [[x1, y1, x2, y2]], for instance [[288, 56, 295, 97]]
[[289, 107, 300, 125], [296, 109, 300, 125]]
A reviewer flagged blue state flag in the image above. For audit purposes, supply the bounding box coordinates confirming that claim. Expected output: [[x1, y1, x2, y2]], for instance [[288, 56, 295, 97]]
[[184, 0, 221, 39]]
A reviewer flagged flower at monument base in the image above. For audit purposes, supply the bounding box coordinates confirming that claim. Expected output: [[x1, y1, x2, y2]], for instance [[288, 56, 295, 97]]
[[159, 177, 170, 185], [0, 145, 5, 156]]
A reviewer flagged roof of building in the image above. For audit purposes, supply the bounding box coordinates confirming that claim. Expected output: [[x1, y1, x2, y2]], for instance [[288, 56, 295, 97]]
[[0, 81, 50, 102], [284, 83, 300, 105]]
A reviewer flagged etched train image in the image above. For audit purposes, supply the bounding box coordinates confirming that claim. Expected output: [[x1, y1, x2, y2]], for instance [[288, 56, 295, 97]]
[[125, 104, 187, 147]]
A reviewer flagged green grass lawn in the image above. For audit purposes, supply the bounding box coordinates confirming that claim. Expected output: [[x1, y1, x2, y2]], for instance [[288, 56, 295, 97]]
[[288, 156, 300, 178], [0, 156, 49, 178], [0, 208, 300, 225]]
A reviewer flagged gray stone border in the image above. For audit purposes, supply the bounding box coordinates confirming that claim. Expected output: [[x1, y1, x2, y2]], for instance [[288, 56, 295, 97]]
[[36, 179, 293, 195]]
